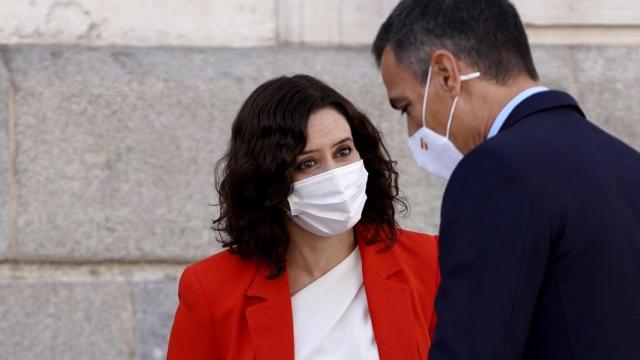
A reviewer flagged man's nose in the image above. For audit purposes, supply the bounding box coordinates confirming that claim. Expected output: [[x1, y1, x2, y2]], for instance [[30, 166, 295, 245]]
[[406, 114, 421, 137]]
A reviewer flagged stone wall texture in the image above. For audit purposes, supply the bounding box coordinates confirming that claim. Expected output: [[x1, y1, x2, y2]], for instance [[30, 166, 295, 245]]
[[1, 0, 640, 46], [1, 1, 640, 359]]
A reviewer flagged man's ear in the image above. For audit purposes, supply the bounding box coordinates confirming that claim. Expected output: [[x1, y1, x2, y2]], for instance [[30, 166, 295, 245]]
[[431, 50, 461, 97]]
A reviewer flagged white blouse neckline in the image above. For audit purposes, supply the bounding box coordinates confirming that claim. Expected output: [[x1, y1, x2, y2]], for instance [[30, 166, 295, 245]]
[[291, 246, 380, 360]]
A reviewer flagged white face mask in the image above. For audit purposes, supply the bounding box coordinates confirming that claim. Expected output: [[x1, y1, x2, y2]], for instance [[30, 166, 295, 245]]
[[287, 160, 368, 237], [407, 66, 481, 180]]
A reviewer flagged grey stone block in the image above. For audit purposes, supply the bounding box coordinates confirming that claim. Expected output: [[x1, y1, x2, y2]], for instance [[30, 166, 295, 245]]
[[0, 50, 10, 260], [10, 47, 228, 262], [0, 279, 134, 360], [571, 46, 640, 150], [6, 46, 443, 263], [6, 45, 639, 262], [533, 45, 580, 94], [131, 277, 180, 360], [534, 45, 640, 150]]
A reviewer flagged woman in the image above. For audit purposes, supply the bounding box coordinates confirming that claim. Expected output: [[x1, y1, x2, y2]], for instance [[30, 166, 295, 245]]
[[167, 75, 439, 360]]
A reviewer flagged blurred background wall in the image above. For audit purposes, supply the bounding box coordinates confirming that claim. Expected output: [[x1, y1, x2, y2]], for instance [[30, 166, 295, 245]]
[[0, 1, 638, 359]]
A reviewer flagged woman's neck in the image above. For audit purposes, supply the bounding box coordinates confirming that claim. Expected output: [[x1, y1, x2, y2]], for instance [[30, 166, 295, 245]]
[[285, 221, 357, 295]]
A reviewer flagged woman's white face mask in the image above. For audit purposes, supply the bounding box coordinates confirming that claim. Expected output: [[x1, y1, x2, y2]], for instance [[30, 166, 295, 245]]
[[287, 160, 368, 237]]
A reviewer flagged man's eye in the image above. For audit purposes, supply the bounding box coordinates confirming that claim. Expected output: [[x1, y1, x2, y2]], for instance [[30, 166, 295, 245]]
[[336, 146, 352, 158], [296, 159, 316, 170]]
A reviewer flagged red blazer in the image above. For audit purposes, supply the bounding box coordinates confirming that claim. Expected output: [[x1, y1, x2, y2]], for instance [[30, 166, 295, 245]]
[[167, 227, 440, 360]]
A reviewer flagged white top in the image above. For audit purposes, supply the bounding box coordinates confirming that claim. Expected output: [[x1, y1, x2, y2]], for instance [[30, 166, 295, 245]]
[[291, 247, 380, 360]]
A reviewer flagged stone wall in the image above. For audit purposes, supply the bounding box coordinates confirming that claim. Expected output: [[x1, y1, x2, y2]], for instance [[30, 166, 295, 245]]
[[1, 0, 640, 46], [1, 1, 639, 359]]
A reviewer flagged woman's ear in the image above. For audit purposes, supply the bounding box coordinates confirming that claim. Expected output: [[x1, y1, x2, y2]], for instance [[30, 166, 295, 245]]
[[431, 50, 462, 97]]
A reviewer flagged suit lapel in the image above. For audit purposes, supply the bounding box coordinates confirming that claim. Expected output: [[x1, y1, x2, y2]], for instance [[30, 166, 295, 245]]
[[499, 90, 585, 134], [245, 266, 295, 360], [360, 240, 421, 360]]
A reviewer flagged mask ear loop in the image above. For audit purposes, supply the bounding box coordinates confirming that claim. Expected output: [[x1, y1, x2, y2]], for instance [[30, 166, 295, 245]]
[[445, 72, 481, 139], [460, 72, 481, 81], [445, 96, 459, 139], [421, 66, 433, 128]]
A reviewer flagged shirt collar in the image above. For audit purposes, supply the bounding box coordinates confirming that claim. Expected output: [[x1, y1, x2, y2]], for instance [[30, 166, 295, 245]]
[[487, 86, 549, 139]]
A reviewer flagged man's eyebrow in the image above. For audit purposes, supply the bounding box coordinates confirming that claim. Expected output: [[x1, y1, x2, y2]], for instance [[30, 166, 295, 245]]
[[299, 137, 353, 155]]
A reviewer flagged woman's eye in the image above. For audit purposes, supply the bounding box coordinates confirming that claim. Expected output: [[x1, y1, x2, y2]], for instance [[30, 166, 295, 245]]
[[336, 146, 352, 158], [296, 159, 316, 170]]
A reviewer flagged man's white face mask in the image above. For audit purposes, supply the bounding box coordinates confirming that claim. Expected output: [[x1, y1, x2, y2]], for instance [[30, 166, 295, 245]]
[[407, 66, 480, 180], [287, 160, 368, 237]]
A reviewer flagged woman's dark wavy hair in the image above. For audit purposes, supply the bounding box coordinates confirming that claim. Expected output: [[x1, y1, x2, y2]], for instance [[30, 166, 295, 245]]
[[212, 74, 407, 278]]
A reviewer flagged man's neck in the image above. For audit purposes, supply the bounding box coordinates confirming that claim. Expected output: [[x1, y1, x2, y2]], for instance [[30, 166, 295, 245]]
[[480, 77, 541, 140]]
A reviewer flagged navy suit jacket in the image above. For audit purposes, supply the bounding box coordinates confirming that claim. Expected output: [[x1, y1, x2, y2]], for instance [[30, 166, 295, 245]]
[[429, 91, 640, 360]]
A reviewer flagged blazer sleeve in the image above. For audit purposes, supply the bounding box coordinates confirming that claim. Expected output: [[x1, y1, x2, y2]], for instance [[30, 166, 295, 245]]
[[428, 308, 438, 342], [167, 265, 220, 360], [429, 146, 552, 359]]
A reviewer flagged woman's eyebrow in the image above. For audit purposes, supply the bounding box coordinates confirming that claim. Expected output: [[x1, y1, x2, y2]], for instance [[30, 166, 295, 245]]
[[299, 137, 353, 155], [332, 137, 353, 147]]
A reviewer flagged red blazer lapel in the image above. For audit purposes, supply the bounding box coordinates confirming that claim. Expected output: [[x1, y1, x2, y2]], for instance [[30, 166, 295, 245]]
[[245, 266, 295, 360], [360, 240, 422, 360]]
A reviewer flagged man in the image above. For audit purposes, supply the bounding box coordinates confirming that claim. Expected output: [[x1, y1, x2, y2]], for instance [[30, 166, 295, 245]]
[[372, 1, 640, 359]]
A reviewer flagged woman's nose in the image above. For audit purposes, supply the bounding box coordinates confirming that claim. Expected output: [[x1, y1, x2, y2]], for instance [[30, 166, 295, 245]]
[[322, 159, 340, 173]]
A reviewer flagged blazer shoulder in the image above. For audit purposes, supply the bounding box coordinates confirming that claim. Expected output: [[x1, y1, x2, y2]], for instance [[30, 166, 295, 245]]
[[477, 106, 594, 171], [181, 250, 258, 307], [188, 249, 252, 277], [393, 228, 439, 279], [395, 228, 438, 255]]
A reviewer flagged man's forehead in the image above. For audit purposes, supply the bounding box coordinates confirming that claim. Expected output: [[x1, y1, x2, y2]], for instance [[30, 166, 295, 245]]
[[380, 46, 401, 75], [380, 46, 422, 102], [381, 47, 421, 82]]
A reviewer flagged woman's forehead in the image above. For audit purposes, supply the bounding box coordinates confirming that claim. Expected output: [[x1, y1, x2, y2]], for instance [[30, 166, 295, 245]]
[[304, 108, 353, 150]]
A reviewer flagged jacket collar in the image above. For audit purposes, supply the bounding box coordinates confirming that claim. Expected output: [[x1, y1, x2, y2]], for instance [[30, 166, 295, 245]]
[[499, 90, 585, 135], [244, 227, 422, 360], [358, 231, 423, 360], [245, 264, 295, 360]]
